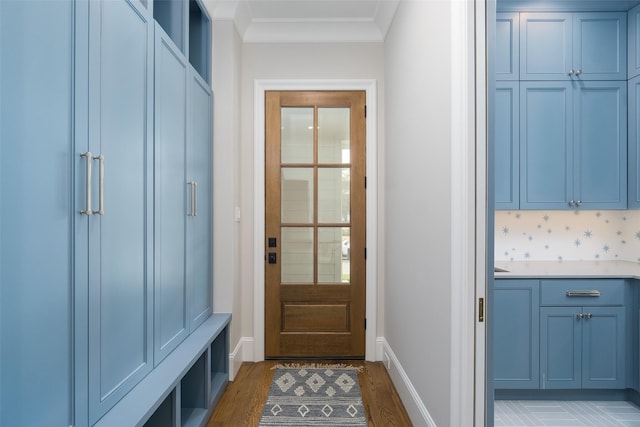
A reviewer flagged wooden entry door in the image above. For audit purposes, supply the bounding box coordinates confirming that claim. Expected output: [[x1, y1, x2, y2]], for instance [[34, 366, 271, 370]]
[[265, 91, 366, 358]]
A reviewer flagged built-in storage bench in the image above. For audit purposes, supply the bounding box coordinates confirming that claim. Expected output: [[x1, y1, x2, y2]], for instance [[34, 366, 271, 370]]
[[95, 314, 230, 427]]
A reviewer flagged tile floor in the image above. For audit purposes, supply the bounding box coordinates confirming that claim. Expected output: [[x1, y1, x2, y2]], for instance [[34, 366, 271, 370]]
[[495, 400, 640, 427]]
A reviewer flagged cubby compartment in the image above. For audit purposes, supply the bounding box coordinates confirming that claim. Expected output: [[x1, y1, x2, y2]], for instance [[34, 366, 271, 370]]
[[210, 326, 229, 406], [189, 0, 211, 83], [144, 390, 177, 427], [180, 352, 208, 427], [154, 0, 185, 52]]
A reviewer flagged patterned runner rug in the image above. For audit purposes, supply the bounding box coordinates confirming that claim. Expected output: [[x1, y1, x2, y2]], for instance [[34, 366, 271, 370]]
[[259, 365, 368, 426]]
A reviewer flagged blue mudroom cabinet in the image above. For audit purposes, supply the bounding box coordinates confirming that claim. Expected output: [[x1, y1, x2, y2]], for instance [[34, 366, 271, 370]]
[[629, 75, 640, 209], [0, 0, 228, 426], [520, 12, 626, 81], [519, 80, 627, 209]]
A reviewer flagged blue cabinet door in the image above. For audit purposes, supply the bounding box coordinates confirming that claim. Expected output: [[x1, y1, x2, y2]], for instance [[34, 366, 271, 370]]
[[187, 68, 213, 330], [494, 280, 539, 389], [520, 13, 572, 80], [582, 307, 625, 389], [154, 23, 189, 364], [521, 12, 625, 81], [540, 307, 582, 389], [86, 0, 154, 422], [520, 82, 572, 209], [629, 76, 640, 209], [629, 4, 640, 79], [573, 81, 626, 209], [573, 13, 626, 81], [1, 1, 77, 425], [496, 13, 519, 81], [495, 82, 519, 209]]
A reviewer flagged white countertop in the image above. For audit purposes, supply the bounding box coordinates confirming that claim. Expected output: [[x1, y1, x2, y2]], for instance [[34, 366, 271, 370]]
[[494, 260, 640, 279]]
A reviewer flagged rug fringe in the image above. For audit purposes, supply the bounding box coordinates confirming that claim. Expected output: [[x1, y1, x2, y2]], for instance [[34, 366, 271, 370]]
[[271, 363, 364, 372]]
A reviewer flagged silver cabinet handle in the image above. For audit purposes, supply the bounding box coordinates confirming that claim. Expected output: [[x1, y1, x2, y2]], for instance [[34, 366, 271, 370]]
[[80, 152, 93, 215], [92, 154, 104, 215], [193, 181, 198, 216], [585, 312, 592, 319], [188, 181, 196, 216], [576, 313, 583, 320], [566, 290, 601, 297], [568, 69, 575, 76], [575, 69, 582, 76], [568, 200, 575, 206]]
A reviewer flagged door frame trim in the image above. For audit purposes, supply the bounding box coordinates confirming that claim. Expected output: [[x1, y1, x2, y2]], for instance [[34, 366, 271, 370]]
[[253, 79, 378, 361]]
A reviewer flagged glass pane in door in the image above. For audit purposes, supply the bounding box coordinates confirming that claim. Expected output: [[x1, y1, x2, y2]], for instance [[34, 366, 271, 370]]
[[281, 227, 314, 283], [281, 168, 314, 223], [318, 108, 350, 163], [282, 107, 314, 163], [318, 227, 350, 283], [318, 168, 350, 224]]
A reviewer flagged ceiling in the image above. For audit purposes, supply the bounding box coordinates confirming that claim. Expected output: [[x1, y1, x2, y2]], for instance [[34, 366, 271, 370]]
[[206, 0, 400, 43]]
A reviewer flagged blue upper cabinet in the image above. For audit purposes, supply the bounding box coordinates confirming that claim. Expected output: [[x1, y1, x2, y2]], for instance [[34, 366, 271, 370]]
[[86, 0, 155, 423], [154, 23, 189, 365], [520, 82, 572, 209], [520, 13, 573, 80], [629, 75, 640, 208], [520, 81, 626, 209], [495, 82, 520, 209], [1, 1, 78, 425], [573, 81, 627, 209], [628, 3, 640, 79], [520, 12, 626, 81], [496, 13, 520, 80]]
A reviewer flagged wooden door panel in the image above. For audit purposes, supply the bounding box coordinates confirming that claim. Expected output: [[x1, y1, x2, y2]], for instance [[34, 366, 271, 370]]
[[265, 91, 366, 358]]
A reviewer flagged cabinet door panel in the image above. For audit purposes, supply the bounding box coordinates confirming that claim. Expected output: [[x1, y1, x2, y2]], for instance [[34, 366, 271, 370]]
[[496, 13, 519, 80], [541, 307, 581, 389], [629, 4, 640, 79], [574, 82, 626, 209], [495, 82, 519, 209], [87, 0, 154, 422], [629, 76, 640, 209], [494, 280, 539, 389], [582, 307, 625, 389], [520, 82, 572, 208], [520, 13, 572, 80], [155, 25, 188, 364], [187, 70, 213, 330], [0, 1, 76, 425], [573, 13, 626, 81]]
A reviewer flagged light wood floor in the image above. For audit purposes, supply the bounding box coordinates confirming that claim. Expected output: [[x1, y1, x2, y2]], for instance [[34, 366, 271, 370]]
[[206, 361, 413, 426]]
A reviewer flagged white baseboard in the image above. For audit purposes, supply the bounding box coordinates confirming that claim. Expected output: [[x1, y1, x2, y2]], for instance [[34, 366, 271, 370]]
[[381, 338, 438, 427], [228, 337, 254, 381]]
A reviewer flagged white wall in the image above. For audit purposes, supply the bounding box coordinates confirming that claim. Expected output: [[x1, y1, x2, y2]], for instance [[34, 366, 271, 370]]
[[384, 1, 453, 426]]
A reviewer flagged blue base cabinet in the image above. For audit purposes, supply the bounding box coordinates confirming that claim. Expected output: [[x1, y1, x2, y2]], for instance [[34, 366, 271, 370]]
[[494, 280, 540, 389]]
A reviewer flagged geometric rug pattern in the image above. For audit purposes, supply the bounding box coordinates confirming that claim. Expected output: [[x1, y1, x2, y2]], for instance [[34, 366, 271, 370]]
[[259, 366, 367, 426], [495, 400, 640, 427]]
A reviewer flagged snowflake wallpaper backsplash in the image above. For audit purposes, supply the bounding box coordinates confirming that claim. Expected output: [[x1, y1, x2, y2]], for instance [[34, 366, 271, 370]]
[[494, 210, 640, 263]]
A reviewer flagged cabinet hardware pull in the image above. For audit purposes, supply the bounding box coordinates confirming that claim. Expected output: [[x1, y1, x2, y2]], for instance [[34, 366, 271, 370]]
[[575, 69, 582, 76], [568, 69, 575, 75], [585, 312, 592, 319], [566, 290, 601, 297], [576, 313, 583, 319], [568, 200, 575, 206], [193, 181, 198, 216], [92, 154, 104, 215], [188, 182, 197, 216], [80, 152, 93, 215]]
